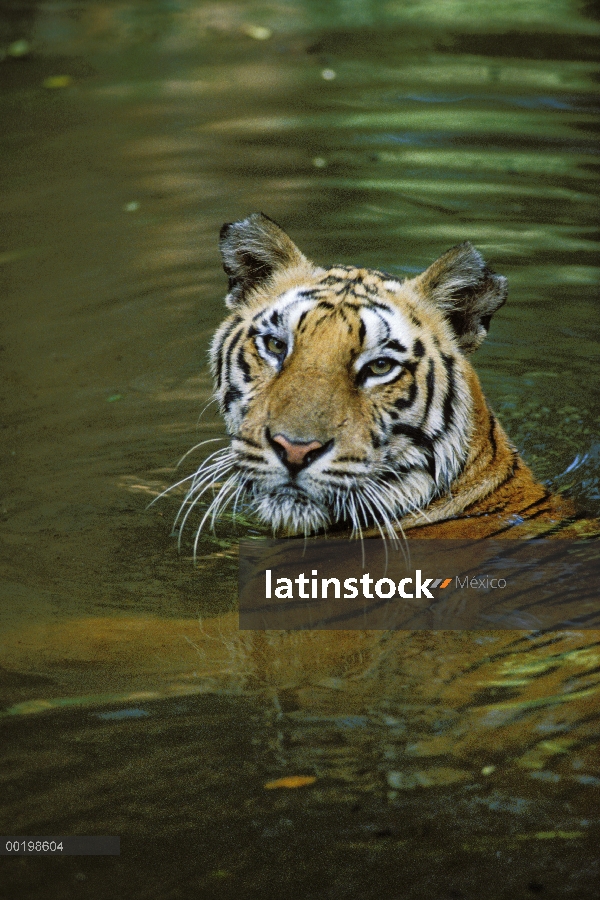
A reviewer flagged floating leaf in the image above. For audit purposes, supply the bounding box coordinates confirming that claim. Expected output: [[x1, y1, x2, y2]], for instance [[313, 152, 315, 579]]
[[264, 776, 316, 789]]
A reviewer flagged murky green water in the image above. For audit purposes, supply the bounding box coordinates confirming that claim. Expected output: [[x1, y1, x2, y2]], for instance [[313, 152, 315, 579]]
[[1, 2, 599, 898]]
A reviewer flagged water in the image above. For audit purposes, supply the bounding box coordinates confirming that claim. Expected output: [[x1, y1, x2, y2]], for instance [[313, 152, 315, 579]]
[[0, 2, 599, 897]]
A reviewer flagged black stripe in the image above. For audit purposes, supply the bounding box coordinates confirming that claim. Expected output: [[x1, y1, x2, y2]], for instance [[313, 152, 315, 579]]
[[269, 310, 280, 326], [220, 326, 246, 402], [358, 319, 366, 346], [390, 422, 433, 448], [390, 423, 436, 480], [213, 316, 242, 387], [213, 319, 240, 359], [421, 358, 435, 428], [236, 436, 262, 449], [364, 300, 395, 315], [383, 339, 407, 353], [225, 326, 245, 376], [441, 353, 456, 430], [337, 306, 352, 331], [236, 345, 252, 383], [392, 379, 418, 409], [297, 309, 309, 331], [488, 409, 498, 462], [215, 351, 223, 390], [413, 338, 425, 358], [368, 307, 390, 340], [223, 387, 242, 412]]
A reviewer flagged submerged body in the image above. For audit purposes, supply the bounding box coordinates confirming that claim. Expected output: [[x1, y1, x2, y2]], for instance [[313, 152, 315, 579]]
[[186, 214, 582, 541]]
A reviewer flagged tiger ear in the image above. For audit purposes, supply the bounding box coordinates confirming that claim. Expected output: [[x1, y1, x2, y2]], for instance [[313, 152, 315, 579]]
[[415, 242, 507, 353], [219, 213, 307, 307]]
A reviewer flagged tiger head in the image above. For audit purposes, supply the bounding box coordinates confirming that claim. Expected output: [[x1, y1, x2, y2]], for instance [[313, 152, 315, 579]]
[[202, 213, 508, 537]]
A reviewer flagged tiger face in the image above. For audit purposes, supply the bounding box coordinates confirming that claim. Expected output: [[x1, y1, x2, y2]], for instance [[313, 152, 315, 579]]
[[198, 213, 509, 538]]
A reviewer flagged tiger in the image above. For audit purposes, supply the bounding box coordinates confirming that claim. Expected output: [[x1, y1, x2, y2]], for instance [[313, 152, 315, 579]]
[[182, 212, 591, 543], [164, 217, 600, 867]]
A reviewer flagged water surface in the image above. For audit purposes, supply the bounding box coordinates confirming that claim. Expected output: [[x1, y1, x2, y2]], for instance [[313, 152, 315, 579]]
[[1, 2, 599, 898]]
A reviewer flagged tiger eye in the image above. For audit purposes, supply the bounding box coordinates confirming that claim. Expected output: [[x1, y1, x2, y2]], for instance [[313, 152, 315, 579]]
[[266, 336, 286, 356], [369, 358, 394, 376]]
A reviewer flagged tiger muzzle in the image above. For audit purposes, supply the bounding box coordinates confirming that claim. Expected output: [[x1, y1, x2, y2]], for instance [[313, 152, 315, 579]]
[[266, 429, 333, 474]]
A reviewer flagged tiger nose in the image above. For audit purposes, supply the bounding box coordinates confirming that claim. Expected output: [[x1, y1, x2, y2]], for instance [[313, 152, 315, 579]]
[[269, 433, 326, 468]]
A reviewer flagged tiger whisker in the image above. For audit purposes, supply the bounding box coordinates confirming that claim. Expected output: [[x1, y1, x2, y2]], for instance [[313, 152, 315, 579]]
[[175, 464, 236, 548], [356, 490, 393, 572], [148, 470, 202, 508], [209, 475, 241, 530], [196, 397, 219, 425], [193, 473, 241, 561], [147, 446, 234, 510], [177, 436, 228, 467], [365, 480, 412, 565], [185, 454, 237, 499], [345, 493, 365, 565], [361, 481, 400, 544], [181, 446, 232, 485], [231, 475, 251, 521], [354, 490, 386, 549], [198, 445, 236, 465], [177, 457, 236, 516], [360, 480, 413, 566]]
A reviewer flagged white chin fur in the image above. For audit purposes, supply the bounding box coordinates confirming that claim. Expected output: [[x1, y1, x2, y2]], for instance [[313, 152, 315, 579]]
[[252, 490, 331, 535]]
